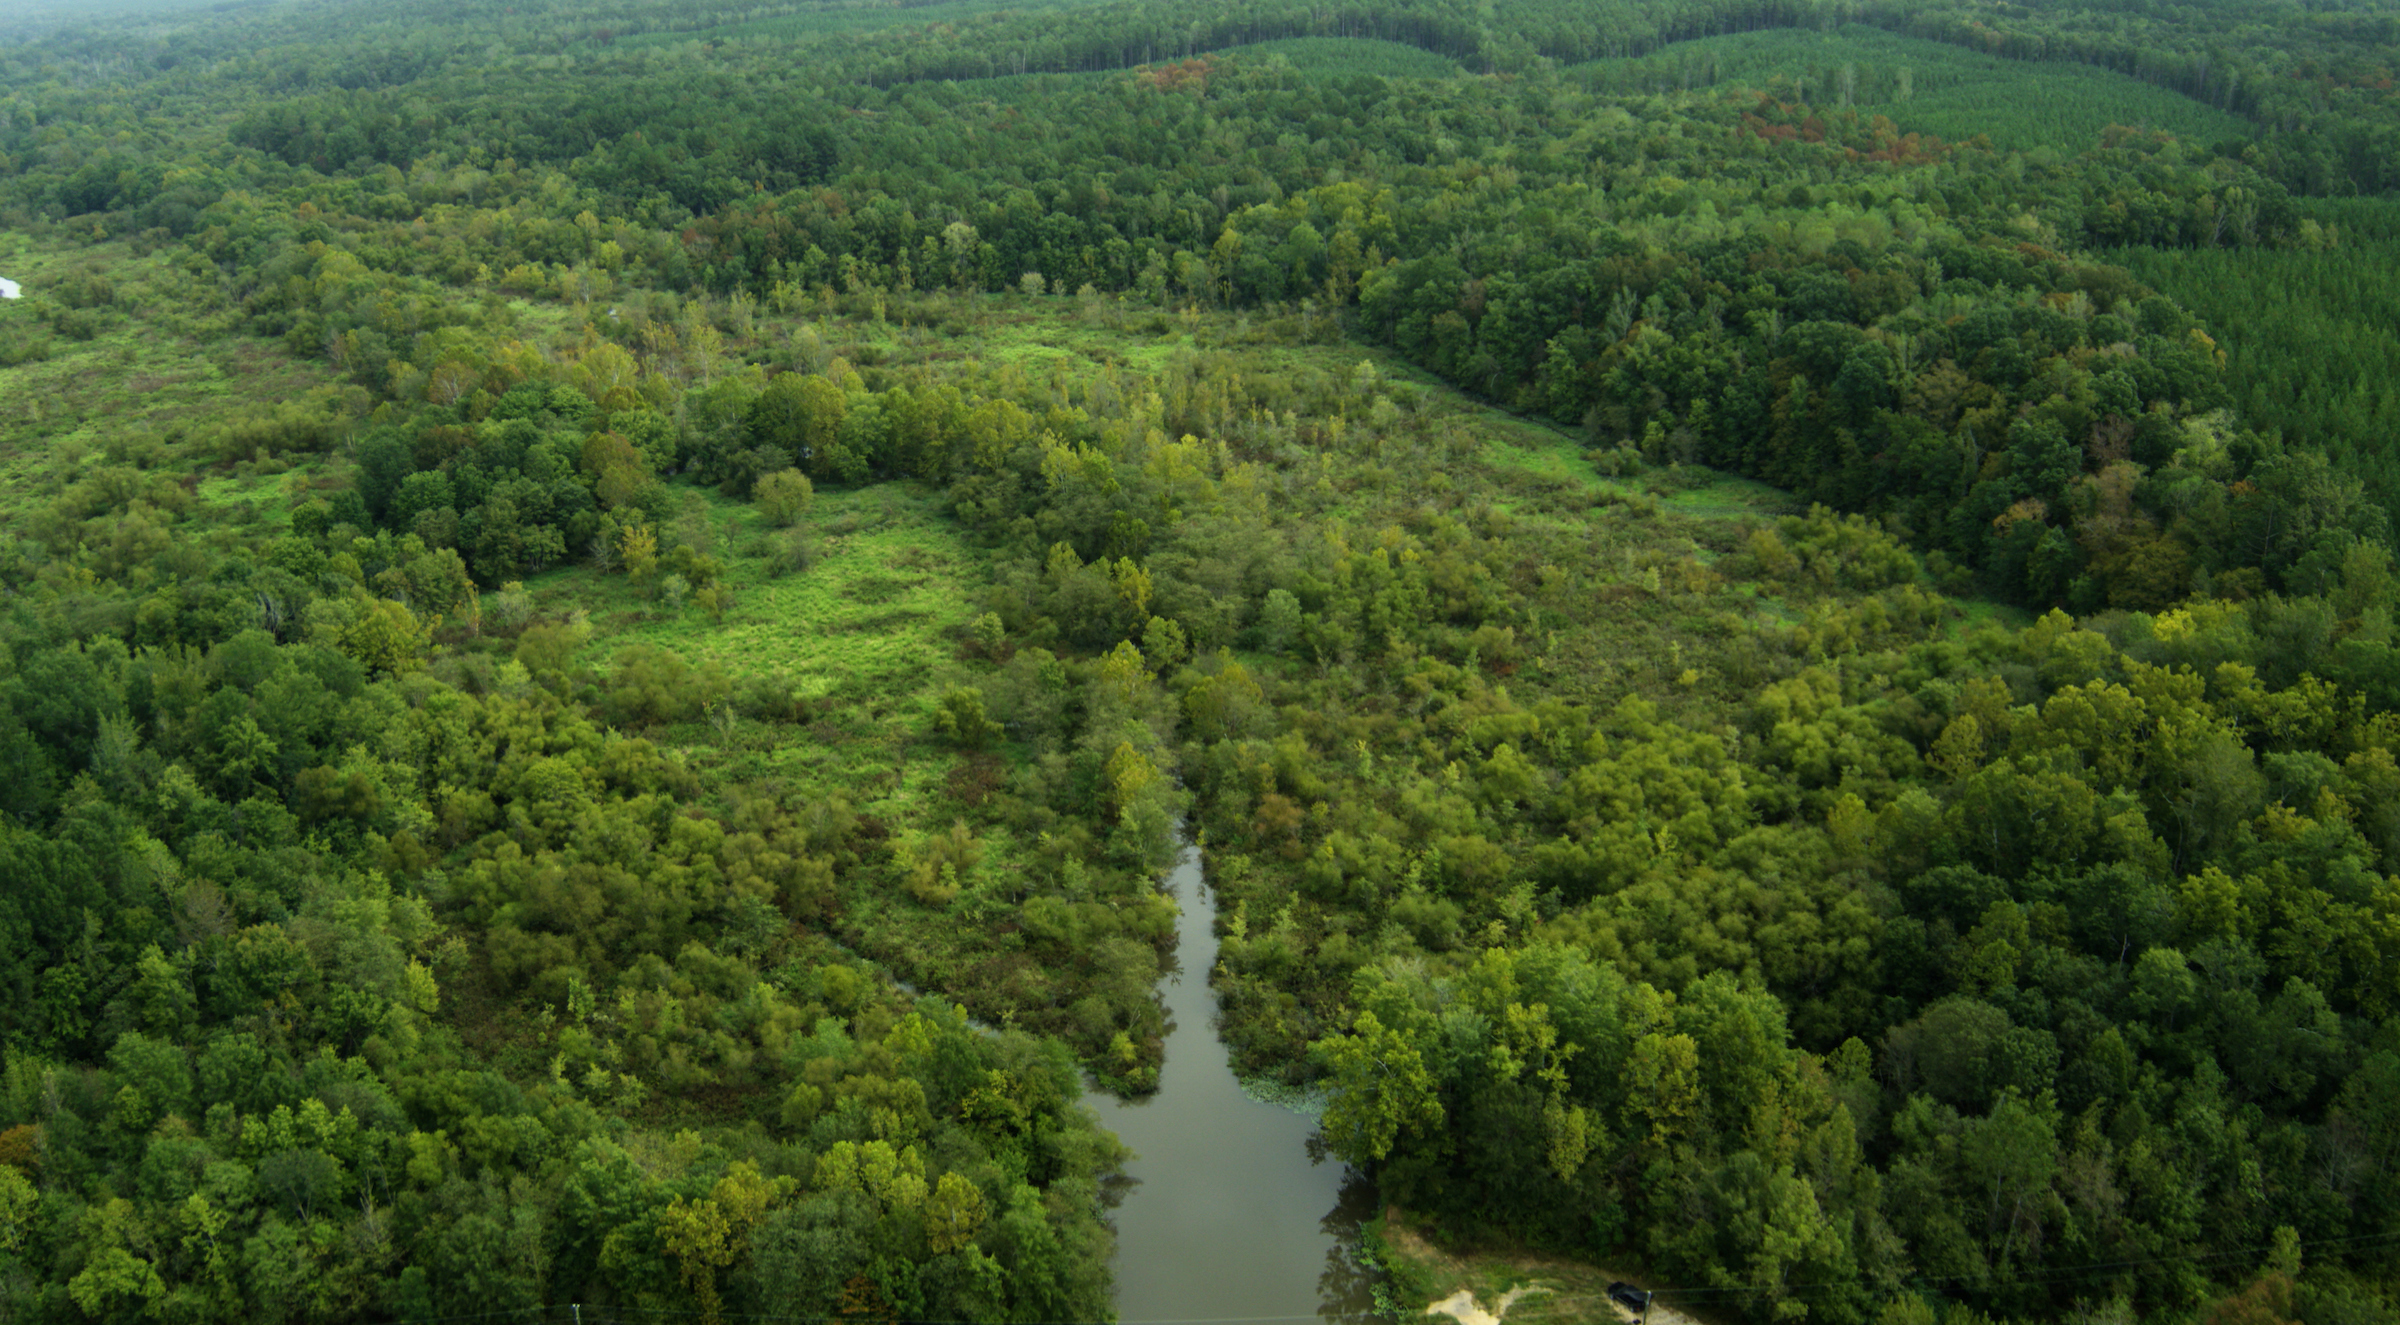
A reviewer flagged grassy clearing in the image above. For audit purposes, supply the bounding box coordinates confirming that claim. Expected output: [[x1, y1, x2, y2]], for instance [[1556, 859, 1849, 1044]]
[[192, 470, 314, 536], [520, 480, 984, 828], [878, 297, 1205, 376], [1947, 594, 2036, 636], [1376, 1212, 1727, 1325], [502, 473, 1031, 969], [603, 486, 974, 702], [1372, 344, 1795, 537], [0, 237, 349, 525], [1480, 422, 1605, 490], [1475, 411, 1798, 523]]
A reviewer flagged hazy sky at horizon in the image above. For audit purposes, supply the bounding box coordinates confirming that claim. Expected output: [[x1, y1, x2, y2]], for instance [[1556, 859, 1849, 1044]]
[[0, 0, 268, 27]]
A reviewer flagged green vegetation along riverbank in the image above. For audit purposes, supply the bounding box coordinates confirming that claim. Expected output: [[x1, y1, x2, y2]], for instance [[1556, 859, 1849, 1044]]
[[2, 0, 2400, 1321]]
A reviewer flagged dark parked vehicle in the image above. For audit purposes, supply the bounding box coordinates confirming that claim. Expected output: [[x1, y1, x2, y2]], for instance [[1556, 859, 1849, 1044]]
[[1608, 1282, 1653, 1317]]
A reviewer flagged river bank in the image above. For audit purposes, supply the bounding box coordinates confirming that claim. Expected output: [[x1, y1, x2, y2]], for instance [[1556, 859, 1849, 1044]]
[[1376, 1215, 1719, 1325]]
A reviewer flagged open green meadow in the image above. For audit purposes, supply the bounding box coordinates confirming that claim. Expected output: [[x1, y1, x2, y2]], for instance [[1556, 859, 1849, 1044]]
[[563, 486, 975, 706], [537, 482, 986, 848], [0, 241, 346, 523]]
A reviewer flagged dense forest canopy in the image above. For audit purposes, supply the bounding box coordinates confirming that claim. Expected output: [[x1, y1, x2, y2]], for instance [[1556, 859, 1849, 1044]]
[[3, 0, 2400, 1323]]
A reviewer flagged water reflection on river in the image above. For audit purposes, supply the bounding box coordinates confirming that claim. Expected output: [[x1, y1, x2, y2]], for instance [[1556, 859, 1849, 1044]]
[[1087, 844, 1383, 1324]]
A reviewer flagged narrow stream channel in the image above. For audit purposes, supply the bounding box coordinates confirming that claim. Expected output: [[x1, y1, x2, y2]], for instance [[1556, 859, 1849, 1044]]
[[1086, 842, 1383, 1325]]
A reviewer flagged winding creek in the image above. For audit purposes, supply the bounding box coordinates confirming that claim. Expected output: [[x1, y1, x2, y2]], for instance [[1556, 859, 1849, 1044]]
[[1086, 842, 1383, 1325]]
